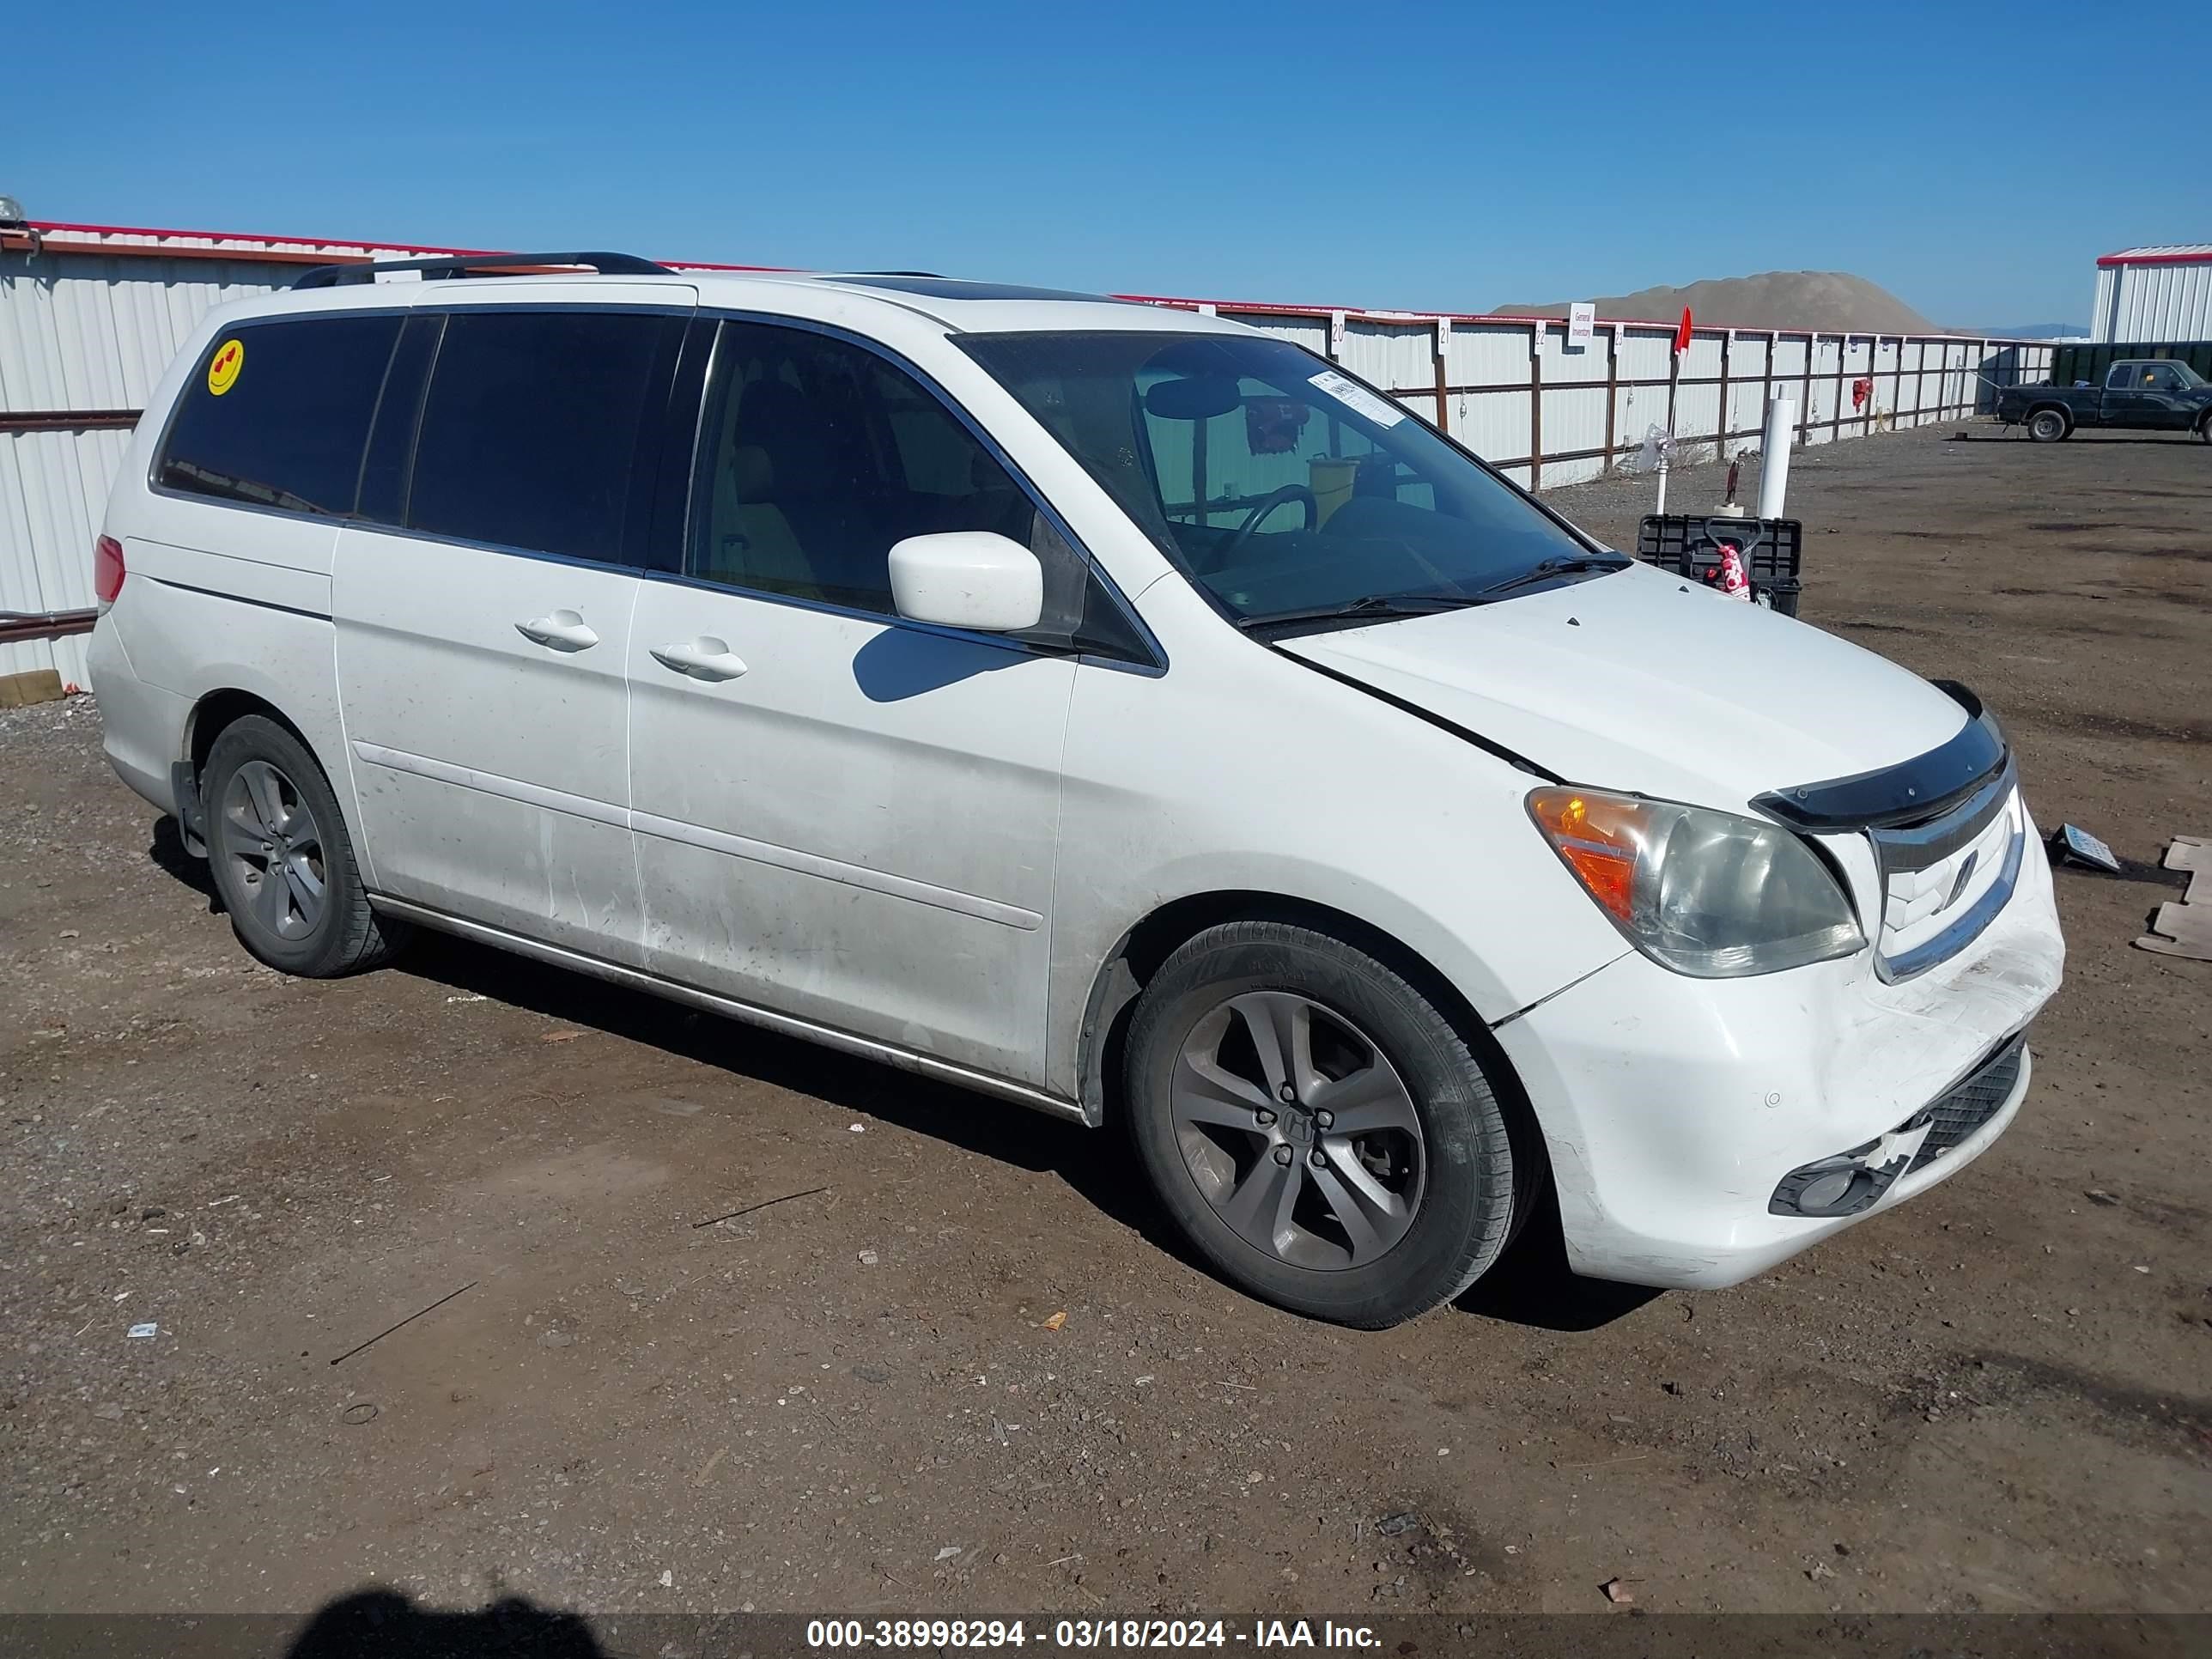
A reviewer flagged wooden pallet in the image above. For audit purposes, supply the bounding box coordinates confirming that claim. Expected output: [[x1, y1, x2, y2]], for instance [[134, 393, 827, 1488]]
[[2136, 836, 2210, 963]]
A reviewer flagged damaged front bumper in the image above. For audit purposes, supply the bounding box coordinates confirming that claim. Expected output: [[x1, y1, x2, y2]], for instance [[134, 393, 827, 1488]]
[[1488, 817, 2064, 1290], [1768, 1032, 2027, 1218]]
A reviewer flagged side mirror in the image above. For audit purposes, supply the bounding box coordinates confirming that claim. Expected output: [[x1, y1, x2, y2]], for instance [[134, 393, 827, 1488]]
[[887, 532, 1043, 633]]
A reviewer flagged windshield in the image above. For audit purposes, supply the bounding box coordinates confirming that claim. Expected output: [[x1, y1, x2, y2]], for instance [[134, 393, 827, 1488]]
[[957, 331, 1612, 625]]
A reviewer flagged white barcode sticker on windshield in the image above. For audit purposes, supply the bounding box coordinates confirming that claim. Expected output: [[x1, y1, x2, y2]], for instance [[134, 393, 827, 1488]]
[[1308, 369, 1407, 428]]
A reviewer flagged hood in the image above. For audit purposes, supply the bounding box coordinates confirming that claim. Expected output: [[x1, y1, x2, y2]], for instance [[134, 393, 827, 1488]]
[[1279, 562, 1971, 812]]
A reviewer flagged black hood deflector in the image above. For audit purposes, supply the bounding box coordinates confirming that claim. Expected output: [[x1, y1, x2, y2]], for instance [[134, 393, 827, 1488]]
[[1754, 681, 2008, 831]]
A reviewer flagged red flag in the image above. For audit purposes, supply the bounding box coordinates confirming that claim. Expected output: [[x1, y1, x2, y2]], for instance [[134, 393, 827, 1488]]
[[1672, 307, 1693, 356]]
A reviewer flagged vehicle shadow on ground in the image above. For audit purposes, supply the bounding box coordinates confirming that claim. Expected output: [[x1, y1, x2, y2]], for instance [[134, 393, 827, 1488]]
[[142, 815, 1656, 1335], [149, 814, 219, 905], [1454, 1204, 1663, 1331], [287, 1588, 602, 1657], [407, 928, 1659, 1333], [397, 925, 1195, 1248]]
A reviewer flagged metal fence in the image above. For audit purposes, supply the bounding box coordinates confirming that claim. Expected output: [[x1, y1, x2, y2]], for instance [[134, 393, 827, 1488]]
[[1133, 299, 2054, 492], [2, 220, 2054, 686]]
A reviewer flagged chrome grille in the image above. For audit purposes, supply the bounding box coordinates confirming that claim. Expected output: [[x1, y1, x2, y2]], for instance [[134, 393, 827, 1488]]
[[1867, 762, 2023, 981]]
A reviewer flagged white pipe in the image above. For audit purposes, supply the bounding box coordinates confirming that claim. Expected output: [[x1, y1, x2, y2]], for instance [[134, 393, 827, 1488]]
[[1757, 398, 1796, 519], [1654, 452, 1669, 515]]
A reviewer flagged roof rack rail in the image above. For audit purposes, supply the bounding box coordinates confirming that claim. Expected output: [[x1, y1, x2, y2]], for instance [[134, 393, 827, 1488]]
[[293, 251, 672, 289]]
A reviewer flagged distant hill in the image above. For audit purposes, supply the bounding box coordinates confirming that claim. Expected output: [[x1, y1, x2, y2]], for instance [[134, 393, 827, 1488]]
[[1492, 271, 1937, 334], [1970, 322, 2090, 340]]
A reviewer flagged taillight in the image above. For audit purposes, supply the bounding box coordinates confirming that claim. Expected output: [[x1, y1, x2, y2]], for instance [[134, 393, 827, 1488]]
[[94, 535, 125, 607]]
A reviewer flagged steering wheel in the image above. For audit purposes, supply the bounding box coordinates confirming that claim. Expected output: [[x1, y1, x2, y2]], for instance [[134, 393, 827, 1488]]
[[1205, 484, 1317, 571]]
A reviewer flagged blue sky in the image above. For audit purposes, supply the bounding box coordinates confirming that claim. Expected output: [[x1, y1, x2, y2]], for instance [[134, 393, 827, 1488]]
[[15, 0, 2206, 326]]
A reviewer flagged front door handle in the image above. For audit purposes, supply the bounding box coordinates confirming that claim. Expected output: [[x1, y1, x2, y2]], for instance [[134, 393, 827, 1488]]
[[650, 636, 749, 682], [515, 610, 600, 652]]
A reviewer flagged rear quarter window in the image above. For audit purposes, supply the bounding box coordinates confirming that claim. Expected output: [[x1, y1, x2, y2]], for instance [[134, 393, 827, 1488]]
[[156, 315, 403, 517]]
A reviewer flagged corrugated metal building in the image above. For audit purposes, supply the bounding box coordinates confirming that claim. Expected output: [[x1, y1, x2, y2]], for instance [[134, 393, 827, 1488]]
[[3, 216, 2051, 688], [0, 220, 782, 687], [0, 222, 521, 687], [2090, 245, 2212, 343]]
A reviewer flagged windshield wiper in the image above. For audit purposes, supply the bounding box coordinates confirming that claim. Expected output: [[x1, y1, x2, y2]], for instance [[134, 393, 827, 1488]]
[[1236, 592, 1482, 633], [1474, 555, 1630, 599]]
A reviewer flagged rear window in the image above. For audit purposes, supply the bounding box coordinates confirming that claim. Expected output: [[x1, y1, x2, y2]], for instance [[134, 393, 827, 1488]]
[[156, 316, 402, 517], [404, 309, 680, 563]]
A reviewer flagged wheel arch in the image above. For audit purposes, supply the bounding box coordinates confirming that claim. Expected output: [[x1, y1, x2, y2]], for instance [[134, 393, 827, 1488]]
[[184, 685, 408, 976], [185, 687, 317, 781], [181, 687, 370, 874], [1073, 890, 1550, 1197]]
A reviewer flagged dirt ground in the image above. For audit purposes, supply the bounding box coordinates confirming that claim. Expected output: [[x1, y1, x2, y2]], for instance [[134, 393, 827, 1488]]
[[1, 422, 2207, 1631]]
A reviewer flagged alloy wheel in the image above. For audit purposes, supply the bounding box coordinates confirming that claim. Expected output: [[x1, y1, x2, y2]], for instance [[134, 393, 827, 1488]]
[[1169, 991, 1425, 1271], [221, 759, 328, 941]]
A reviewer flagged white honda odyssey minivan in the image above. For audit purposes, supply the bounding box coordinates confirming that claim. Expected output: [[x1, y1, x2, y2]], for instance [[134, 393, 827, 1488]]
[[88, 253, 2064, 1326]]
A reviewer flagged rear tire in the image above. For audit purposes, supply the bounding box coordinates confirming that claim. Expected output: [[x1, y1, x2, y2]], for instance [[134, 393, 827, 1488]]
[[1122, 921, 1516, 1328], [202, 715, 407, 977], [2197, 412, 2211, 444], [2027, 408, 2069, 442]]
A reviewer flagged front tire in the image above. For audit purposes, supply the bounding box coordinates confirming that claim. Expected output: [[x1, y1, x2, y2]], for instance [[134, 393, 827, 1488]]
[[2027, 408, 2068, 442], [1122, 921, 1516, 1328], [202, 715, 406, 977]]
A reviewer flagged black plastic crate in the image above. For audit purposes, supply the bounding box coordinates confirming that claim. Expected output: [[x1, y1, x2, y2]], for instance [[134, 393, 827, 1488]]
[[1634, 515, 1803, 617]]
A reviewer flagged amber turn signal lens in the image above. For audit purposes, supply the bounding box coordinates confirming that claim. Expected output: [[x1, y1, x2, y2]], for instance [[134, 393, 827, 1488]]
[[1527, 788, 1640, 925]]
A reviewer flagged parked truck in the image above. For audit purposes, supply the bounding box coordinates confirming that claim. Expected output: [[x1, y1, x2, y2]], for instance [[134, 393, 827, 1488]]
[[1995, 358, 2212, 441]]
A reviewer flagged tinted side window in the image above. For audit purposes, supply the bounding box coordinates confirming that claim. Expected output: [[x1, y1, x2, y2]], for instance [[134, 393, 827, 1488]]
[[691, 322, 1037, 615], [406, 309, 681, 562], [157, 316, 401, 517], [356, 313, 443, 526]]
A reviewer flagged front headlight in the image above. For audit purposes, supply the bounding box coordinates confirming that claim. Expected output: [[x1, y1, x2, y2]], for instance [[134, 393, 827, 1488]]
[[1527, 787, 1864, 977]]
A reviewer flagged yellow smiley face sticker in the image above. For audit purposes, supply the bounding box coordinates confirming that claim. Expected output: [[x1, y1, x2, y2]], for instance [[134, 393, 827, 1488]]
[[207, 337, 246, 397]]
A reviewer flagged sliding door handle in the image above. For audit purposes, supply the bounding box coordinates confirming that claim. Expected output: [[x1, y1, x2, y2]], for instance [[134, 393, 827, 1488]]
[[650, 637, 749, 682], [515, 610, 600, 652]]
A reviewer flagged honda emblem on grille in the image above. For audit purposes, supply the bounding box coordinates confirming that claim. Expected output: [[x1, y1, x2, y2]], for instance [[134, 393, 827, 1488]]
[[1941, 850, 1979, 913]]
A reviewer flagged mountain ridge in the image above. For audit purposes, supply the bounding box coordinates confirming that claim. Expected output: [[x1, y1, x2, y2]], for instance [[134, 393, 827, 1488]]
[[1492, 270, 1937, 335]]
